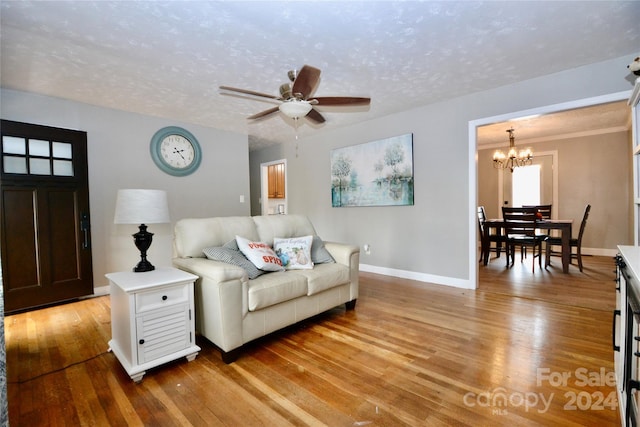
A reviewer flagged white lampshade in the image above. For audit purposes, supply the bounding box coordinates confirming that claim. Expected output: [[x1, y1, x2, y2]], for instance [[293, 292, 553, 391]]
[[114, 189, 170, 225], [279, 100, 312, 119]]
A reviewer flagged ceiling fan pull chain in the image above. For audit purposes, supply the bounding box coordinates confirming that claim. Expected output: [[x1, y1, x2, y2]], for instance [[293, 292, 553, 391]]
[[294, 117, 299, 157]]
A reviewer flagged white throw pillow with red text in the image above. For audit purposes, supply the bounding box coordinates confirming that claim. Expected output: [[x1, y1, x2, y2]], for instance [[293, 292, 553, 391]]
[[235, 235, 284, 272]]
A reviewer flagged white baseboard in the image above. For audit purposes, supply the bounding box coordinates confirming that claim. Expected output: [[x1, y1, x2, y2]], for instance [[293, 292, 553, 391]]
[[84, 285, 110, 298], [582, 247, 618, 257], [359, 263, 475, 289], [361, 248, 617, 290]]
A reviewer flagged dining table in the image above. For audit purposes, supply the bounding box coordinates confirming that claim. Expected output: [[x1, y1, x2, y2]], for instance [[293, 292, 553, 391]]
[[482, 218, 574, 273]]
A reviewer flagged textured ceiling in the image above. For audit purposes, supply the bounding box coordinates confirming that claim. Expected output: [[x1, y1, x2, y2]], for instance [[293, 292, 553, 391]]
[[478, 100, 632, 149], [1, 1, 639, 150]]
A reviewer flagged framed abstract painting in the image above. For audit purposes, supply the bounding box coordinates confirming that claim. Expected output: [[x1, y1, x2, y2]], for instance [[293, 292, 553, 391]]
[[331, 133, 414, 207]]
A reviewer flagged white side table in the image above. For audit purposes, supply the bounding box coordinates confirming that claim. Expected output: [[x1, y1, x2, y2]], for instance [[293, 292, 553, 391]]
[[107, 267, 201, 382]]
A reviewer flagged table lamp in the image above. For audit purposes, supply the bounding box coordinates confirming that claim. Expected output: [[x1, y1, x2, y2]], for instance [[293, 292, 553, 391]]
[[114, 189, 170, 272]]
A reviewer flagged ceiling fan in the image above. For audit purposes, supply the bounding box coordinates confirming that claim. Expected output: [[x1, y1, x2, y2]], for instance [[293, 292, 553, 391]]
[[220, 65, 370, 124]]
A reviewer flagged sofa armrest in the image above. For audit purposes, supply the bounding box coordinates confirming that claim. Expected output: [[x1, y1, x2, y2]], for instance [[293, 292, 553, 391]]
[[324, 242, 359, 302], [173, 257, 247, 282], [324, 242, 359, 267], [172, 257, 246, 352]]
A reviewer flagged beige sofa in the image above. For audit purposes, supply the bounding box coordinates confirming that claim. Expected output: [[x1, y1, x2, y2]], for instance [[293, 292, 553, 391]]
[[172, 214, 359, 363]]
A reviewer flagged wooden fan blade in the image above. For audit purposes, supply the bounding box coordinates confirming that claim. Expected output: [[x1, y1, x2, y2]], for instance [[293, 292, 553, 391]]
[[313, 97, 371, 106], [306, 108, 326, 124], [220, 86, 281, 100], [291, 65, 321, 100], [247, 106, 280, 120]]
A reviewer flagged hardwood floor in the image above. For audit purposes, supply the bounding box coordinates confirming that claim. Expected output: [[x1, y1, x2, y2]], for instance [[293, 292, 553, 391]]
[[5, 254, 620, 426], [479, 251, 615, 311]]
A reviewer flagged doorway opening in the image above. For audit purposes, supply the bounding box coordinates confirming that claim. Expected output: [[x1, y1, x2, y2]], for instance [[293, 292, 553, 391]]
[[260, 159, 288, 216], [470, 90, 631, 289]]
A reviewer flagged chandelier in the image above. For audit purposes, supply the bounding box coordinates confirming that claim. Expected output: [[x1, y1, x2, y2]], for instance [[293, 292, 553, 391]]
[[492, 128, 533, 172]]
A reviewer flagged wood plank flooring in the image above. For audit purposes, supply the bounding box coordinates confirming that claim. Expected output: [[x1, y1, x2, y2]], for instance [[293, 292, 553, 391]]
[[5, 254, 620, 426]]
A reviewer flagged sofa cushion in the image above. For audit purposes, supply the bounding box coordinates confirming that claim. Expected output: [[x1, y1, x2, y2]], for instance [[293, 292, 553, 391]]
[[236, 235, 284, 272], [174, 217, 260, 258], [274, 235, 314, 270], [291, 263, 351, 296], [311, 235, 335, 264], [202, 244, 264, 280], [247, 272, 308, 311], [253, 214, 318, 246]]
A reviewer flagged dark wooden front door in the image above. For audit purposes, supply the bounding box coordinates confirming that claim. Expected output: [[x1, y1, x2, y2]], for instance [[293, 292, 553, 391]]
[[1, 120, 93, 313]]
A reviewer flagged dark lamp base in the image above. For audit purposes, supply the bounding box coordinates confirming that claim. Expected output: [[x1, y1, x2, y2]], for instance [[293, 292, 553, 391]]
[[134, 260, 155, 272], [132, 223, 155, 273]]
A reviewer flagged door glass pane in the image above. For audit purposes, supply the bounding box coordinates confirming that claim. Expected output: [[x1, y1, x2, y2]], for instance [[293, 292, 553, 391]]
[[29, 139, 50, 157], [4, 156, 27, 174], [53, 160, 73, 176], [53, 142, 72, 159], [29, 158, 51, 175], [2, 136, 26, 155]]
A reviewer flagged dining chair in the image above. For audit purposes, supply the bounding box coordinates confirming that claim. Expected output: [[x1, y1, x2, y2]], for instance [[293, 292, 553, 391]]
[[525, 204, 552, 220], [545, 204, 591, 272], [502, 206, 544, 272], [477, 206, 505, 262], [523, 204, 552, 236]]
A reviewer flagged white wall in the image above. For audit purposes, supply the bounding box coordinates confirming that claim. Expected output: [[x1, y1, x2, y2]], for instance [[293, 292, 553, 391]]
[[251, 55, 635, 288], [1, 89, 250, 289]]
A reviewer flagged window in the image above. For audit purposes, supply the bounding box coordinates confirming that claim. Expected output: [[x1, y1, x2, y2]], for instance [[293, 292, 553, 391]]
[[511, 165, 541, 207], [2, 136, 74, 176]]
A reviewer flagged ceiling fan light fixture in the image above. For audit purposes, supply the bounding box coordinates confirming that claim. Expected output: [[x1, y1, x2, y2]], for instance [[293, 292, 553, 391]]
[[279, 100, 312, 119]]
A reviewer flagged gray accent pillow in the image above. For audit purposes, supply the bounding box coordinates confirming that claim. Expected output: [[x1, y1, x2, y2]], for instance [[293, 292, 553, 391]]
[[203, 244, 264, 280], [311, 235, 335, 264], [223, 238, 240, 251]]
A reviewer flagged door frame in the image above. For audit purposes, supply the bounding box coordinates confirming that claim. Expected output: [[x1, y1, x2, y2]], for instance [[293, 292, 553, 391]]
[[469, 90, 631, 289], [260, 158, 287, 215]]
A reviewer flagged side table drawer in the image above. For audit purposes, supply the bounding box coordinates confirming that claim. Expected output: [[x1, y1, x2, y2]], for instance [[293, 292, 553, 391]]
[[135, 282, 189, 313]]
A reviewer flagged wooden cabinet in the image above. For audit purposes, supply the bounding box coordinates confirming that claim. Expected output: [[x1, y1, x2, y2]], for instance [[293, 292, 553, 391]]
[[268, 163, 285, 198], [614, 250, 629, 424], [107, 268, 200, 382], [615, 246, 640, 425]]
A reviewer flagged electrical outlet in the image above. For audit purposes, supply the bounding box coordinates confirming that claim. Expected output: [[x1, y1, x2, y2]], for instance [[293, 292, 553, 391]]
[[363, 244, 371, 255]]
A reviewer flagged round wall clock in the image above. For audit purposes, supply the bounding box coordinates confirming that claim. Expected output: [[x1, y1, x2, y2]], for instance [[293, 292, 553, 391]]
[[150, 126, 202, 176]]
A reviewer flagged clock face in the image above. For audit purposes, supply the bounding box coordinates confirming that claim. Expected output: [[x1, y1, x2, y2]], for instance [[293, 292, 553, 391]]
[[150, 126, 202, 176], [160, 134, 195, 169]]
